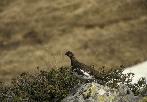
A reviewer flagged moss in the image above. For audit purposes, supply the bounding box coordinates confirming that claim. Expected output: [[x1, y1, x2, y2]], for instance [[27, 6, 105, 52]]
[[90, 83, 97, 96], [97, 96, 106, 102], [139, 97, 147, 102]]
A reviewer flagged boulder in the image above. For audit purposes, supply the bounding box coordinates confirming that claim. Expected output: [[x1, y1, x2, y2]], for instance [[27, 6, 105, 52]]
[[62, 82, 142, 102]]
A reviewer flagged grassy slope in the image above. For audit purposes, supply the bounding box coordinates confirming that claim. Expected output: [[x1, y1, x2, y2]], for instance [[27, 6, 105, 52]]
[[0, 0, 147, 81]]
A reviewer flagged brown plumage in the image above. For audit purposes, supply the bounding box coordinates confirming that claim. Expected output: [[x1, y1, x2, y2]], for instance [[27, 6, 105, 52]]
[[65, 51, 96, 80]]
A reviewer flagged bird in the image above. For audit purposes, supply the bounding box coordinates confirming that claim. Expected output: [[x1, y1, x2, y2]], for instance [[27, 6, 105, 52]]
[[65, 51, 97, 82]]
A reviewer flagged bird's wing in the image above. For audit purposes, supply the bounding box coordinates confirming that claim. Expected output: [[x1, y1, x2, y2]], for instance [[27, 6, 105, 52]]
[[73, 68, 94, 79]]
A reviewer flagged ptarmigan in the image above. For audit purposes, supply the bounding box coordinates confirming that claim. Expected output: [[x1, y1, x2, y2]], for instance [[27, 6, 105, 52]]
[[65, 51, 96, 81]]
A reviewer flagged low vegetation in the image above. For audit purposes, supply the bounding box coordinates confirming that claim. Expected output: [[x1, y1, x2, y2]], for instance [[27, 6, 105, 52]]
[[0, 65, 146, 102]]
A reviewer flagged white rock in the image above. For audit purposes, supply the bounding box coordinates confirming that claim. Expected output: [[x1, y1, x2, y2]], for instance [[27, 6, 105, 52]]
[[123, 61, 147, 83]]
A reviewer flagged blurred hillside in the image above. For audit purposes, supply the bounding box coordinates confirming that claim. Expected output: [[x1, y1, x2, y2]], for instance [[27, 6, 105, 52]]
[[0, 0, 147, 81]]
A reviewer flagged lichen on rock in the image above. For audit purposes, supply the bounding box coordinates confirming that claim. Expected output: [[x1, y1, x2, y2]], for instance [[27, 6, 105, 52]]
[[62, 82, 143, 102]]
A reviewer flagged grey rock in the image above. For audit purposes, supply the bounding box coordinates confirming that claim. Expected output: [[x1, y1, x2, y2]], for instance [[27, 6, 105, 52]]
[[62, 83, 143, 102]]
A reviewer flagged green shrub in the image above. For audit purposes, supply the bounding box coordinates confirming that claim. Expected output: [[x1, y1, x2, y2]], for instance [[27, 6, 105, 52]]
[[94, 65, 147, 96], [0, 66, 147, 101], [0, 67, 82, 102]]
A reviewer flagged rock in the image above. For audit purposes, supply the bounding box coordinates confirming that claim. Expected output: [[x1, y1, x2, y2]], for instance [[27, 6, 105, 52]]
[[123, 61, 147, 84], [62, 82, 143, 102]]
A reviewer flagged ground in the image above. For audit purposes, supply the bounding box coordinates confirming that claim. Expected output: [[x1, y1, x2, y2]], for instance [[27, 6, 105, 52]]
[[0, 0, 147, 82]]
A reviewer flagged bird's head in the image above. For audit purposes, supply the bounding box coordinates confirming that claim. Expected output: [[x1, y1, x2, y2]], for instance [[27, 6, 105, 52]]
[[65, 51, 74, 58]]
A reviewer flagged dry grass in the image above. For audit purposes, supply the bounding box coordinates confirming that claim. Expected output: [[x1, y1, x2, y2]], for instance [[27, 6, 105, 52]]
[[0, 0, 147, 82]]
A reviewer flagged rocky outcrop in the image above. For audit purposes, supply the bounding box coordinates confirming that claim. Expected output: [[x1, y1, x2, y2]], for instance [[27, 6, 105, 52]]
[[62, 82, 143, 102]]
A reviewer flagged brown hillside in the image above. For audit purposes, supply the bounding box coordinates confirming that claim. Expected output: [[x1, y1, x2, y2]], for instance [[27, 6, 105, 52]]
[[0, 0, 147, 81]]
